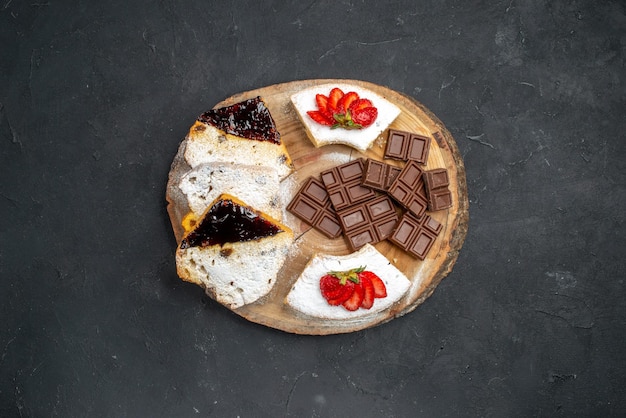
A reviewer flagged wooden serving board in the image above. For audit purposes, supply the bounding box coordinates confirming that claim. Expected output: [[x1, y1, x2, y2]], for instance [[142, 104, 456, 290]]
[[172, 79, 469, 335]]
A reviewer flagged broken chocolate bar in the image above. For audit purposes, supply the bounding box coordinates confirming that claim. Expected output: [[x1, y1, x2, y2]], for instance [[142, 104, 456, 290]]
[[432, 130, 447, 149], [388, 160, 429, 219], [389, 212, 442, 260], [361, 159, 402, 192], [384, 129, 431, 163], [423, 168, 453, 211], [320, 158, 377, 211], [287, 177, 342, 238], [336, 195, 399, 251]]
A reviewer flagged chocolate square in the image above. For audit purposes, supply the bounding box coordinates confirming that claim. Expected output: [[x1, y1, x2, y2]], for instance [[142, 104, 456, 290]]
[[432, 130, 447, 149], [407, 134, 431, 163], [423, 168, 453, 211], [423, 168, 449, 189], [389, 212, 441, 260], [384, 129, 410, 160], [361, 159, 402, 192], [388, 160, 429, 219], [384, 129, 431, 163], [321, 158, 376, 211], [337, 195, 399, 251], [287, 177, 342, 238]]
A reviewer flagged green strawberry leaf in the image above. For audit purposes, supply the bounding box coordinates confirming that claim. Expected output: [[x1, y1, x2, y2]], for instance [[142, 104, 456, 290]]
[[330, 111, 364, 130], [328, 266, 366, 285]]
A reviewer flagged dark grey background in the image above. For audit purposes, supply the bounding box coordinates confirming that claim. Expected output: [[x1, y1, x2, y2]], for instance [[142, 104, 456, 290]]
[[2, 1, 625, 416]]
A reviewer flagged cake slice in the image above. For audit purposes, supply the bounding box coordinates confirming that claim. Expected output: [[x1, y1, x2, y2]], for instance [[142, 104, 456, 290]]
[[176, 194, 294, 309], [285, 244, 411, 320], [178, 162, 282, 222], [184, 96, 293, 179], [290, 83, 401, 152]]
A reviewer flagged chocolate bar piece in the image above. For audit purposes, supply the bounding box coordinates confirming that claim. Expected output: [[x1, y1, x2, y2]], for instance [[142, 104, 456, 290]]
[[432, 130, 447, 149], [361, 159, 402, 192], [320, 158, 377, 211], [384, 129, 431, 163], [423, 168, 453, 211], [336, 195, 399, 251], [388, 160, 429, 219], [389, 212, 442, 259], [287, 177, 342, 238]]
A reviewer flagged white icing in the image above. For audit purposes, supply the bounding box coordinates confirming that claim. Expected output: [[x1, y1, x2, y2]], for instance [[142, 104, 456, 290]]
[[286, 244, 411, 319], [290, 83, 401, 152], [179, 163, 281, 219]]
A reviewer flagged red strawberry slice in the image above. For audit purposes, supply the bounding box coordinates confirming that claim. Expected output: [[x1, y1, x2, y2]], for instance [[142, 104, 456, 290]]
[[360, 274, 375, 309], [327, 88, 344, 115], [315, 94, 332, 119], [360, 271, 387, 298], [351, 106, 378, 127], [327, 281, 355, 305], [307, 110, 334, 126], [348, 98, 373, 114], [320, 273, 355, 305], [318, 266, 386, 311], [342, 282, 364, 311], [320, 274, 344, 300], [307, 87, 378, 130], [337, 91, 359, 115]]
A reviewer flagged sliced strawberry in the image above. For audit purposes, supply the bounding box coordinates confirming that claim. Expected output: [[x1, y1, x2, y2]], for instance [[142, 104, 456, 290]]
[[320, 274, 343, 300], [342, 282, 364, 311], [348, 98, 373, 114], [360, 274, 375, 309], [320, 273, 356, 305], [315, 94, 332, 119], [351, 106, 378, 127], [307, 110, 334, 126], [307, 89, 379, 130], [327, 280, 355, 305], [359, 271, 386, 298], [336, 91, 359, 114], [327, 88, 344, 115]]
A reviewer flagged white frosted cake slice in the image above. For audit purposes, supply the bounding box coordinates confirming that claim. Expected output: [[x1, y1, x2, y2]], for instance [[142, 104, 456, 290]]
[[286, 244, 411, 320], [178, 162, 282, 221], [290, 83, 401, 152]]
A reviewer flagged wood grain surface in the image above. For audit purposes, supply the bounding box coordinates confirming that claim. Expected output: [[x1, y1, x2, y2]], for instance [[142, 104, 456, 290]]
[[169, 79, 469, 335]]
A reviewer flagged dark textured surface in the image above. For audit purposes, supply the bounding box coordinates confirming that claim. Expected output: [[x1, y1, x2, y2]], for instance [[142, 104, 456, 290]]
[[1, 1, 625, 416]]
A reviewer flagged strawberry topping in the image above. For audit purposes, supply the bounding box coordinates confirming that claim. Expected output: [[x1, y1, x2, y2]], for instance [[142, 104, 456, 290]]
[[315, 94, 330, 117], [360, 270, 387, 298], [337, 91, 359, 114], [320, 274, 355, 305], [307, 88, 378, 130], [359, 274, 375, 310], [342, 282, 364, 311], [351, 106, 378, 127], [306, 110, 334, 126], [318, 266, 387, 311]]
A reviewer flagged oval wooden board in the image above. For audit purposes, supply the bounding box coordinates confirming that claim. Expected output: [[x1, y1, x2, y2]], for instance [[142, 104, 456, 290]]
[[170, 79, 469, 335]]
